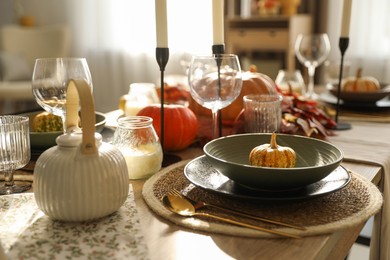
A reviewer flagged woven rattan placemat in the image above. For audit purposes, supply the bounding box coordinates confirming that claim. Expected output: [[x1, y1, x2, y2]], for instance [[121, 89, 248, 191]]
[[143, 160, 383, 238]]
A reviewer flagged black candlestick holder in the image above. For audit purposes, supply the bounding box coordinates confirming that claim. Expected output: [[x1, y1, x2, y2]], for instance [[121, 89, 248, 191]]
[[156, 47, 181, 166], [212, 44, 225, 137], [333, 37, 351, 130], [156, 47, 169, 148]]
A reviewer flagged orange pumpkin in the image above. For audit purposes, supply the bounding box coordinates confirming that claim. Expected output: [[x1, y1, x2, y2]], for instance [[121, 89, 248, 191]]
[[137, 104, 198, 151], [342, 68, 380, 92], [249, 132, 296, 168], [188, 67, 278, 122]]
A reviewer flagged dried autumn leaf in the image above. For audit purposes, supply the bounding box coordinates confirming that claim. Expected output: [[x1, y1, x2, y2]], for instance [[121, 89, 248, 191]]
[[279, 89, 336, 137], [296, 118, 317, 136]]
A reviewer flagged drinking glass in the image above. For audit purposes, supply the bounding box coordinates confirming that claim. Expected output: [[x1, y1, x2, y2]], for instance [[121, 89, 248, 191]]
[[294, 34, 331, 99], [243, 94, 282, 133], [188, 54, 243, 139], [32, 58, 93, 133], [179, 52, 193, 74], [0, 115, 31, 195], [275, 69, 305, 95]]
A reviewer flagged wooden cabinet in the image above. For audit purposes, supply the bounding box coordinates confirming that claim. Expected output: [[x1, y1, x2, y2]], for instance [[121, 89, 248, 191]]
[[225, 15, 312, 72]]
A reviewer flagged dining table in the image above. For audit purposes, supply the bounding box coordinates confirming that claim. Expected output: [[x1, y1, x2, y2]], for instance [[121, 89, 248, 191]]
[[109, 108, 387, 260], [1, 95, 389, 260]]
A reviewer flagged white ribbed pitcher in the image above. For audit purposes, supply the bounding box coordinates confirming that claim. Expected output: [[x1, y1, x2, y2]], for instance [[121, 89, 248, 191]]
[[34, 79, 129, 222]]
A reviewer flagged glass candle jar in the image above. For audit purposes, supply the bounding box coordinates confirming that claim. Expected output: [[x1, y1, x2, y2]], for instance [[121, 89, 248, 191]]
[[124, 83, 159, 116], [112, 116, 163, 180]]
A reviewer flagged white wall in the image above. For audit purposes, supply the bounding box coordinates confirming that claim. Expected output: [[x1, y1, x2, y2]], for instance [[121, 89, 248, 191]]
[[0, 0, 67, 26]]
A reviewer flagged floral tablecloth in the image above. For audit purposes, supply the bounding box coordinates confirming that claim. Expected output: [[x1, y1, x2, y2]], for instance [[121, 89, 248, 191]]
[[0, 185, 149, 260]]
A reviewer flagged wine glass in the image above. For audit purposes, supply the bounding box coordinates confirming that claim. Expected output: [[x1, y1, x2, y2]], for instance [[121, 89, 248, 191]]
[[294, 33, 331, 99], [179, 52, 193, 74], [188, 54, 243, 139], [32, 58, 93, 133], [0, 115, 31, 195]]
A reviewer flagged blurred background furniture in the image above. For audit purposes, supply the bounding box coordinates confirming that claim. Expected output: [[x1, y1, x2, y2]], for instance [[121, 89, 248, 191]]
[[0, 24, 70, 114], [225, 15, 312, 79]]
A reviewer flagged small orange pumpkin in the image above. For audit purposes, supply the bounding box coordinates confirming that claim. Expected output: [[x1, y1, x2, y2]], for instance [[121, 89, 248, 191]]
[[137, 104, 198, 151], [188, 66, 278, 122], [342, 68, 380, 92], [249, 132, 296, 168]]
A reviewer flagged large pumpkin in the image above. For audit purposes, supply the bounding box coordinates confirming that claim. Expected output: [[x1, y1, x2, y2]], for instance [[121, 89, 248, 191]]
[[137, 104, 198, 151], [188, 68, 278, 122]]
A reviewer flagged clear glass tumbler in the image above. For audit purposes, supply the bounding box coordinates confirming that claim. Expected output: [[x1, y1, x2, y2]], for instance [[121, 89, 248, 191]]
[[112, 116, 163, 180], [243, 94, 282, 133], [0, 115, 31, 194]]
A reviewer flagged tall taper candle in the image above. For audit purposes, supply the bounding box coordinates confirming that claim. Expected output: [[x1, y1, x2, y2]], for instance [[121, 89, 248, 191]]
[[212, 0, 224, 45], [155, 0, 168, 48], [340, 0, 352, 37]]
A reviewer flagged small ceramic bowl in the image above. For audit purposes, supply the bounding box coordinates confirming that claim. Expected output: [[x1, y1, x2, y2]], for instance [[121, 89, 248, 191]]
[[203, 133, 343, 190], [20, 111, 106, 150]]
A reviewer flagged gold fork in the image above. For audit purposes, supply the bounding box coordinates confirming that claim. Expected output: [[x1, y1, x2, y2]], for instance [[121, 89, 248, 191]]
[[169, 189, 306, 231], [162, 193, 301, 239]]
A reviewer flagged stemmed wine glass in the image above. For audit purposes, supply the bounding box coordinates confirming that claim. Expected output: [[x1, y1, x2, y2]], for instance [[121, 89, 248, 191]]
[[188, 54, 243, 139], [32, 58, 93, 133], [179, 52, 193, 74], [0, 115, 31, 195], [294, 33, 331, 99]]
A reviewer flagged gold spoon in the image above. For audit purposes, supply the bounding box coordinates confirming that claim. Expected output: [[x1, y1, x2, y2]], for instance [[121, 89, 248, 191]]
[[162, 193, 301, 239], [168, 189, 305, 231]]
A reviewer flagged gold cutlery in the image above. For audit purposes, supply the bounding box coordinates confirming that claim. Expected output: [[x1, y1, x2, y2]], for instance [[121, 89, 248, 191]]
[[162, 193, 301, 239], [169, 189, 306, 231]]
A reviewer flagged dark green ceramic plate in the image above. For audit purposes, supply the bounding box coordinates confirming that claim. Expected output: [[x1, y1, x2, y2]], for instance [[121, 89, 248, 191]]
[[203, 133, 343, 190]]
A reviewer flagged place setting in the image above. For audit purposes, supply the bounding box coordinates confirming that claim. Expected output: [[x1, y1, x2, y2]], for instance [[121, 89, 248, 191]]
[[317, 25, 390, 122], [320, 67, 390, 109], [142, 131, 383, 239], [319, 66, 390, 123]]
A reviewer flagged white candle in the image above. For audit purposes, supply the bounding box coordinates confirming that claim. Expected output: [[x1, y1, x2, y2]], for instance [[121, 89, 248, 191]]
[[155, 0, 168, 47], [340, 0, 352, 38], [120, 144, 163, 179], [212, 0, 224, 45]]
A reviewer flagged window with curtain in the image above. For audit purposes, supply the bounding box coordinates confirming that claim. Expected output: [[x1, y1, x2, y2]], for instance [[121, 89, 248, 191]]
[[326, 0, 390, 83], [59, 0, 213, 112]]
